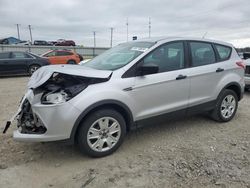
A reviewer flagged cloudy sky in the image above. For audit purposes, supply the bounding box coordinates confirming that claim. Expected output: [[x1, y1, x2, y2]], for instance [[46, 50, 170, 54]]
[[0, 0, 250, 47]]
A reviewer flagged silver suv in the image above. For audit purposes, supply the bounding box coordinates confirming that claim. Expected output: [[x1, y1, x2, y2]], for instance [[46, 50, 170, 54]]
[[4, 37, 245, 157]]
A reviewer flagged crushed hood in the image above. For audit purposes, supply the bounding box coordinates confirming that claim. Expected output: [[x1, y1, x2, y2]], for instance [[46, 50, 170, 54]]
[[27, 65, 112, 89]]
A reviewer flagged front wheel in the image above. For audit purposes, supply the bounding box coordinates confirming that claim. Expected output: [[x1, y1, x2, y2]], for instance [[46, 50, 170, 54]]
[[210, 89, 238, 122], [77, 109, 127, 157], [28, 64, 40, 75]]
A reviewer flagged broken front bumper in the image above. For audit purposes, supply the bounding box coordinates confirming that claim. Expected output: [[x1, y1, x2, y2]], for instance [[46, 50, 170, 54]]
[[10, 89, 81, 142]]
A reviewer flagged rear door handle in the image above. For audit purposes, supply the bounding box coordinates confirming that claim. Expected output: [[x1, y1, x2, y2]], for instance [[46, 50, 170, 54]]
[[216, 68, 224, 73], [176, 74, 187, 80]]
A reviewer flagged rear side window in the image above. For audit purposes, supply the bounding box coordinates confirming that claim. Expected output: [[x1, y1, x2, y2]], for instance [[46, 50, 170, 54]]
[[0, 52, 10, 59], [215, 44, 231, 61], [190, 42, 216, 67]]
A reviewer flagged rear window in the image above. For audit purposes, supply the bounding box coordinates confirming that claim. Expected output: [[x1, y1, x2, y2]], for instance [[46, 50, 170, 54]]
[[0, 52, 10, 59], [215, 44, 232, 61]]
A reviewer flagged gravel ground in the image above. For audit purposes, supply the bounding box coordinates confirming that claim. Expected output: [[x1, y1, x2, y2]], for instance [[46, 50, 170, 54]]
[[0, 76, 250, 188]]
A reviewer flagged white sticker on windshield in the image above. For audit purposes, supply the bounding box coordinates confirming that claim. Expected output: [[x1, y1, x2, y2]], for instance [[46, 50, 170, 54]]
[[131, 47, 148, 52]]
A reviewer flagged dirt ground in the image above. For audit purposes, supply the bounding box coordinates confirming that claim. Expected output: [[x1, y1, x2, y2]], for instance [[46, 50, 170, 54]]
[[0, 76, 250, 188]]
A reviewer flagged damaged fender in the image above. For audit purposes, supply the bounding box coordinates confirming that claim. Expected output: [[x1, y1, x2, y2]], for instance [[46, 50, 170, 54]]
[[3, 64, 112, 134]]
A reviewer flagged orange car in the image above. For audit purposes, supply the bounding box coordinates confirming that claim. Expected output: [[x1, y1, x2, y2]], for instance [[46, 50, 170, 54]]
[[41, 50, 83, 64]]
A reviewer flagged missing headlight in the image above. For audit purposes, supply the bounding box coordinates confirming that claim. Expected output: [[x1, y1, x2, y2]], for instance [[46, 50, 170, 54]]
[[36, 73, 108, 105]]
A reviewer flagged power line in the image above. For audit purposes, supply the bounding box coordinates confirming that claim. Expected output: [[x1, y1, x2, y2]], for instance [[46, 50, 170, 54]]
[[28, 25, 33, 43]]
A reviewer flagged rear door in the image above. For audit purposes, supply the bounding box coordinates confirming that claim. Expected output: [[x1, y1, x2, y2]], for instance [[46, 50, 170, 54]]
[[187, 41, 229, 109]]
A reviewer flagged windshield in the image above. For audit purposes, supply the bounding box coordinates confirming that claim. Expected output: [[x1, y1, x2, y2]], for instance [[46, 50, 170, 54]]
[[83, 42, 155, 70]]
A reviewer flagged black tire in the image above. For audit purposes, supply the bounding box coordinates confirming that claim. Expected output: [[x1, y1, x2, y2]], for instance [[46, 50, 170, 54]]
[[77, 109, 127, 157], [67, 60, 76, 64], [28, 64, 40, 75], [210, 89, 238, 122]]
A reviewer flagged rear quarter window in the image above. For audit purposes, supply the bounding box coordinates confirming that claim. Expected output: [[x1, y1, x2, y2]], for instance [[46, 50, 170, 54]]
[[214, 44, 232, 61]]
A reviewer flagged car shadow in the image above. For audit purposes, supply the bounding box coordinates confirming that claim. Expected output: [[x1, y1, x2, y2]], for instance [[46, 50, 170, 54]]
[[0, 75, 30, 79], [17, 114, 220, 162]]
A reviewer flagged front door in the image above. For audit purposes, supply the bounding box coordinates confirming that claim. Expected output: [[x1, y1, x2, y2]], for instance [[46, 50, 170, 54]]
[[131, 42, 190, 121]]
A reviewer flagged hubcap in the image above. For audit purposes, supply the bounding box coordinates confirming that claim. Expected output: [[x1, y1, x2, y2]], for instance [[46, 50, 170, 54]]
[[30, 66, 39, 74], [220, 95, 236, 119], [87, 117, 121, 152]]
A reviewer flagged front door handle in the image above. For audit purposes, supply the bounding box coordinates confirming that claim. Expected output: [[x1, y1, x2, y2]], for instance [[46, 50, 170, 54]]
[[176, 74, 187, 80], [216, 68, 224, 73]]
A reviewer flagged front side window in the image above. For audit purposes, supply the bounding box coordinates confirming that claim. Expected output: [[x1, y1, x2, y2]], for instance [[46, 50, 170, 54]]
[[44, 51, 56, 57], [142, 42, 185, 73], [215, 44, 231, 61], [190, 42, 216, 67], [11, 52, 27, 59], [83, 42, 155, 71]]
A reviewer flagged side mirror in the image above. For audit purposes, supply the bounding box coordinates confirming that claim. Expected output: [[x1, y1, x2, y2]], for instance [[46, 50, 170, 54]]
[[136, 63, 159, 76]]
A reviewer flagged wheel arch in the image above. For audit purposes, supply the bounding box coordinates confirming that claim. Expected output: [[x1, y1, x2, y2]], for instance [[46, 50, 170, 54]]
[[70, 100, 134, 143], [67, 59, 76, 64], [220, 82, 243, 101]]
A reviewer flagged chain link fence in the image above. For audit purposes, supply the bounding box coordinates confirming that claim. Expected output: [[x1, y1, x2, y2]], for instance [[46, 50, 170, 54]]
[[0, 45, 109, 59]]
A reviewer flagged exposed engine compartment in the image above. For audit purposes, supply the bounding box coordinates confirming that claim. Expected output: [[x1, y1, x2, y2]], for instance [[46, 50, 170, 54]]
[[34, 73, 110, 104]]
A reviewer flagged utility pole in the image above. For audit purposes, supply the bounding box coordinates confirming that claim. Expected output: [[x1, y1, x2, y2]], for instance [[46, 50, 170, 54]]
[[93, 31, 96, 48], [110, 27, 114, 47], [149, 17, 151, 38], [16, 24, 20, 40], [28, 25, 33, 43], [126, 18, 128, 42]]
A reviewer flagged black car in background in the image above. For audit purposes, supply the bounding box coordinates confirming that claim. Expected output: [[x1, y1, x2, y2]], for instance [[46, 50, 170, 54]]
[[0, 51, 50, 76], [33, 40, 51, 46]]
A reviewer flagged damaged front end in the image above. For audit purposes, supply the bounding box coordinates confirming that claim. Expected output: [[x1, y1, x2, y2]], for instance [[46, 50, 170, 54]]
[[4, 70, 111, 135], [17, 99, 47, 134]]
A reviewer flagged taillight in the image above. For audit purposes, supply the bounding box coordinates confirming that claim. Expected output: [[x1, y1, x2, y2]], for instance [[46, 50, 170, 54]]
[[236, 61, 246, 69]]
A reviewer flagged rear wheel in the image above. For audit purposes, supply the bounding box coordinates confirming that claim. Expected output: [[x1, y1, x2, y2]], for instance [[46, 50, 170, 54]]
[[210, 89, 238, 122], [28, 64, 40, 75], [67, 60, 76, 64], [77, 109, 126, 157]]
